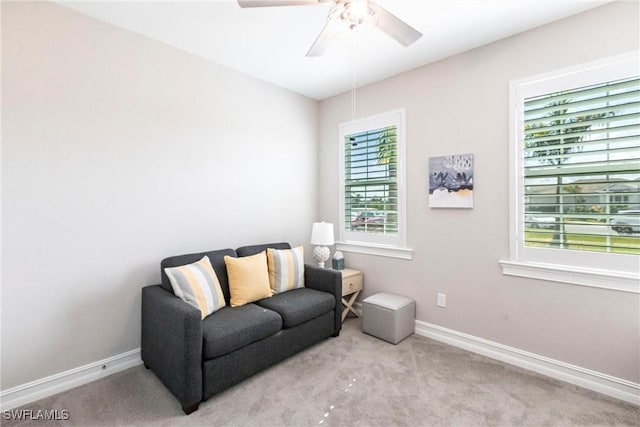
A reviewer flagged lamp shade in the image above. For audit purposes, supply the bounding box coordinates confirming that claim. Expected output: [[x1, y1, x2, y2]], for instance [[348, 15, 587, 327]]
[[310, 222, 335, 246]]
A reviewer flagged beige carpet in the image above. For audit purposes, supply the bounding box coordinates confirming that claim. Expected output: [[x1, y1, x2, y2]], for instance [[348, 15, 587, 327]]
[[4, 319, 639, 426]]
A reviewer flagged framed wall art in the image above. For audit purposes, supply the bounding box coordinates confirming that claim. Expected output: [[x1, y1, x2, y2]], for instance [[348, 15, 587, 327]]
[[428, 153, 474, 208]]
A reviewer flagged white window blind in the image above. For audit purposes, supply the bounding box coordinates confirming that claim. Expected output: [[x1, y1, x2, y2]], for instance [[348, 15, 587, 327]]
[[523, 76, 640, 255], [344, 126, 398, 235]]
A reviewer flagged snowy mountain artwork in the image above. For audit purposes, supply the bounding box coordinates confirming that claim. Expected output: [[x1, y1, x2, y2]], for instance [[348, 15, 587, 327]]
[[429, 154, 474, 208]]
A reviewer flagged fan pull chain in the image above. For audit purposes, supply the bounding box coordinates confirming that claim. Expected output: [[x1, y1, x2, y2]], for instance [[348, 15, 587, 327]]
[[351, 34, 357, 122]]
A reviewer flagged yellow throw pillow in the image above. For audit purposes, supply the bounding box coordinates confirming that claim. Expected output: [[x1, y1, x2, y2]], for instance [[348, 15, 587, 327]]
[[224, 251, 272, 307]]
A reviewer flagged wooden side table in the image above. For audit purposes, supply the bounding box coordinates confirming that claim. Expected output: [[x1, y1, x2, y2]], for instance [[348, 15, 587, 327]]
[[340, 268, 363, 322]]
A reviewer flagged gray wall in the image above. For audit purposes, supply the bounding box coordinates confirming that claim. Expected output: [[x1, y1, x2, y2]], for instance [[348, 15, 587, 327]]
[[1, 2, 318, 389], [318, 1, 640, 382]]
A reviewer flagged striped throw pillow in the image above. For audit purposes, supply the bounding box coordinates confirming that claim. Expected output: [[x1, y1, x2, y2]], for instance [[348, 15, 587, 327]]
[[164, 256, 226, 319], [266, 246, 305, 294]]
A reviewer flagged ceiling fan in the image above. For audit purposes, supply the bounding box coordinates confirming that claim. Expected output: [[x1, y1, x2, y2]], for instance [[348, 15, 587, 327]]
[[237, 0, 423, 57]]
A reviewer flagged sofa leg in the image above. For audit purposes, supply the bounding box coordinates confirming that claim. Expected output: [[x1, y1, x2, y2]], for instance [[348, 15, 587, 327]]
[[332, 331, 340, 337], [143, 363, 150, 369], [182, 402, 200, 415]]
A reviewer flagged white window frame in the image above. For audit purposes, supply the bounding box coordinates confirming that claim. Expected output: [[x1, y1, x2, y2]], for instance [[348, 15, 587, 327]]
[[501, 52, 640, 293], [337, 109, 412, 260]]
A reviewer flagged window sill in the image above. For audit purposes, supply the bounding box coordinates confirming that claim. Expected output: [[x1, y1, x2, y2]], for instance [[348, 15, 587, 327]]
[[499, 260, 639, 293], [336, 241, 413, 260]]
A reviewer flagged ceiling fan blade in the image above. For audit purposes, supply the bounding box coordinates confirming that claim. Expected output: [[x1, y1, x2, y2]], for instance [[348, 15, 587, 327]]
[[370, 3, 422, 47], [306, 13, 343, 57], [238, 0, 323, 7]]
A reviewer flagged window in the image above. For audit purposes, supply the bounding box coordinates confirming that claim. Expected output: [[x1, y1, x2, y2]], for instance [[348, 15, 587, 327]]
[[337, 109, 411, 259], [502, 52, 640, 292]]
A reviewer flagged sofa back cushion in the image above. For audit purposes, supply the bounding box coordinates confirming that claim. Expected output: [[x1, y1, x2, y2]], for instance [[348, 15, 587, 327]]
[[161, 248, 237, 305], [236, 242, 291, 257]]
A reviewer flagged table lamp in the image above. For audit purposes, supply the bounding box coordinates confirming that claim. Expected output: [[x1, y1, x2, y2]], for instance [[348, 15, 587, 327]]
[[310, 222, 334, 268]]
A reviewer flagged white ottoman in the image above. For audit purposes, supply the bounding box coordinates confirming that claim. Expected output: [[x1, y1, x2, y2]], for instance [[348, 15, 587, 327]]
[[362, 293, 415, 344]]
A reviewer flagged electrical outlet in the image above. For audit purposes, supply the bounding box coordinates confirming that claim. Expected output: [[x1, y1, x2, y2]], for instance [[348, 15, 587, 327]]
[[437, 293, 447, 308]]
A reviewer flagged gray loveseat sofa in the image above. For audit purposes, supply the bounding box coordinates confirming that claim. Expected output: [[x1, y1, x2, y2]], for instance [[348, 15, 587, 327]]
[[141, 242, 342, 414]]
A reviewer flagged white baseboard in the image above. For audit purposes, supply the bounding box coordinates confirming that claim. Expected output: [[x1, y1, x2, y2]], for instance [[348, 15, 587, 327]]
[[414, 321, 640, 406], [0, 348, 142, 410]]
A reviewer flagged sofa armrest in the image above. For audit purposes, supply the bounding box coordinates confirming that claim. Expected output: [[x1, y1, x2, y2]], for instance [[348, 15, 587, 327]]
[[304, 265, 342, 336], [141, 285, 203, 411]]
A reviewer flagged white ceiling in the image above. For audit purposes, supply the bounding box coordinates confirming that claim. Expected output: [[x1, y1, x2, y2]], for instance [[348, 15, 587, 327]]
[[56, 0, 612, 100]]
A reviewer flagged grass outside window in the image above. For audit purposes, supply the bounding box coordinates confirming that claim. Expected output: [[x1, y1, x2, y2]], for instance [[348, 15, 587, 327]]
[[525, 225, 640, 255]]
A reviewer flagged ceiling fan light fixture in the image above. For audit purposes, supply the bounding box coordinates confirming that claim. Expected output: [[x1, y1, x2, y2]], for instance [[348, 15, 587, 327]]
[[333, 0, 378, 32]]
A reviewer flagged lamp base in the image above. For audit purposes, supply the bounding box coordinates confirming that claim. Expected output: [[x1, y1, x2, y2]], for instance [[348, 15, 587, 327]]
[[313, 245, 330, 268]]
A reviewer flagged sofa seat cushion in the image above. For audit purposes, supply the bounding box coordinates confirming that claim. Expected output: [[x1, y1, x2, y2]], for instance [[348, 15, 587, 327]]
[[255, 288, 334, 328], [203, 304, 282, 360]]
